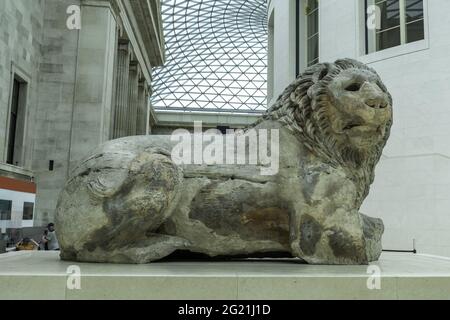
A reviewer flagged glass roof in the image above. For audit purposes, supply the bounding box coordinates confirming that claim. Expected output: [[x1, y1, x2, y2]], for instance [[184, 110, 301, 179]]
[[151, 0, 268, 114]]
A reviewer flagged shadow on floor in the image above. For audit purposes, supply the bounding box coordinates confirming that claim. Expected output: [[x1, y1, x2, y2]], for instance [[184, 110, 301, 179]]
[[156, 250, 307, 264]]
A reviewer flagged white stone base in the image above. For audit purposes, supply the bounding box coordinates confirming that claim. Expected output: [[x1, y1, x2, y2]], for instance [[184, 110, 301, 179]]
[[0, 251, 449, 300]]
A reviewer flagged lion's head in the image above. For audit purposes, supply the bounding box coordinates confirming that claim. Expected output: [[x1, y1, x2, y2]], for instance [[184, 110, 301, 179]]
[[261, 58, 393, 202], [264, 58, 392, 165]]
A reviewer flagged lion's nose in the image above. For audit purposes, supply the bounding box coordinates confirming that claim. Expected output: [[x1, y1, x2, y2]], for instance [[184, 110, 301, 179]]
[[361, 81, 388, 109]]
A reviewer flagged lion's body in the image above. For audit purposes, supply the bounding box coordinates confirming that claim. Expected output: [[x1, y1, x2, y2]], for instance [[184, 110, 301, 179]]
[[56, 59, 392, 265]]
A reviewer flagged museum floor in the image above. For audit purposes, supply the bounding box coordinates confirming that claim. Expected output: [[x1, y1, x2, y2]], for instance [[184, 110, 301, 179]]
[[0, 251, 449, 299]]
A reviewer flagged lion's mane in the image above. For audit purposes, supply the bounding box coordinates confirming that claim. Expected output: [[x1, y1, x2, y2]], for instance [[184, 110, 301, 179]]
[[255, 58, 393, 205]]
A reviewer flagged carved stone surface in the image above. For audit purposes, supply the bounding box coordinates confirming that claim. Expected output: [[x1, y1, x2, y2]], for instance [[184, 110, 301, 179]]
[[55, 59, 393, 265]]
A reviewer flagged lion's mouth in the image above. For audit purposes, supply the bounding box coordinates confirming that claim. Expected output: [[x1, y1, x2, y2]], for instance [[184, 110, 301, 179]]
[[343, 121, 366, 131], [342, 121, 381, 136]]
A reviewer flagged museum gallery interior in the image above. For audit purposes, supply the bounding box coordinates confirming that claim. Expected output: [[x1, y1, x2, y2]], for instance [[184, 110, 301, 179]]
[[0, 0, 450, 300]]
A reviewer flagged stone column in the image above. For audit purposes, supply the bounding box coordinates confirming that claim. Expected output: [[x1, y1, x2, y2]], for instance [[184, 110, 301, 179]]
[[147, 86, 153, 135], [109, 24, 120, 140], [137, 79, 148, 135], [127, 60, 139, 136], [113, 39, 131, 139], [69, 3, 118, 169]]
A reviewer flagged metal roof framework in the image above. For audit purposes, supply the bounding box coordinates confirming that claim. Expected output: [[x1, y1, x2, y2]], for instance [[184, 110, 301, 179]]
[[151, 0, 268, 114]]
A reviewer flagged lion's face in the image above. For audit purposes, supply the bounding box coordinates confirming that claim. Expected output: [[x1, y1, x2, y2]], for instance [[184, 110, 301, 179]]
[[323, 68, 392, 151]]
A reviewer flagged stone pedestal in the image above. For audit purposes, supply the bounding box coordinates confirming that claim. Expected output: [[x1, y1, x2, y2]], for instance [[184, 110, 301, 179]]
[[0, 252, 450, 299]]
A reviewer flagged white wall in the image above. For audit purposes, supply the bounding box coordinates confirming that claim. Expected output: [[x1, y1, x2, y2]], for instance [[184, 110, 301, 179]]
[[270, 0, 450, 257], [0, 189, 35, 233]]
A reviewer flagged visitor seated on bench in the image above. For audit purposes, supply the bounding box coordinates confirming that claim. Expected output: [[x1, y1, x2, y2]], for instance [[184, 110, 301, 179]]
[[16, 238, 39, 251]]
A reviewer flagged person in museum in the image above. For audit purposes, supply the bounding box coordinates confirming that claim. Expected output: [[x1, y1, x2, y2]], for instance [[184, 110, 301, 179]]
[[42, 223, 59, 251]]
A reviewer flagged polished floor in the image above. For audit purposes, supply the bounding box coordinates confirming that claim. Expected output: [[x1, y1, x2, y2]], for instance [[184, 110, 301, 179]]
[[0, 251, 449, 299]]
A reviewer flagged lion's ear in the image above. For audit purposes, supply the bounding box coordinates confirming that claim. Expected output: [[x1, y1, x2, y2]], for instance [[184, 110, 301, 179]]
[[312, 63, 331, 83]]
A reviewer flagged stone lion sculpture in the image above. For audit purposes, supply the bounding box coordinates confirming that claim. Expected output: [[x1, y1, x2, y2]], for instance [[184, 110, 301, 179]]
[[56, 58, 393, 265]]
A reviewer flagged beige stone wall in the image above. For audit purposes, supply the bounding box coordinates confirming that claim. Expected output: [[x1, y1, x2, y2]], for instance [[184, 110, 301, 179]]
[[0, 0, 45, 166], [32, 0, 81, 225]]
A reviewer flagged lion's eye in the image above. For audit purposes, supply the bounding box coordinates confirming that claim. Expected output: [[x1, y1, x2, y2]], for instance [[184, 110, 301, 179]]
[[345, 83, 361, 92]]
